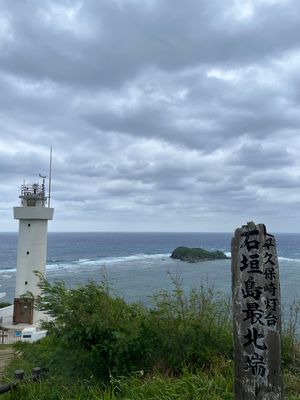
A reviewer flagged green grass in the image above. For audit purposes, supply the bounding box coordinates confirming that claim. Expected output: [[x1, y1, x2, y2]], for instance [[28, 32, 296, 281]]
[[1, 275, 300, 399], [1, 364, 235, 400], [2, 369, 300, 399]]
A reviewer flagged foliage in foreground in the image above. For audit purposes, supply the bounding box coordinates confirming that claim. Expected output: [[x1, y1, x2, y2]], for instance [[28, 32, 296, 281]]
[[3, 367, 300, 400], [2, 276, 300, 399], [2, 366, 234, 400], [0, 302, 11, 309], [27, 275, 232, 380]]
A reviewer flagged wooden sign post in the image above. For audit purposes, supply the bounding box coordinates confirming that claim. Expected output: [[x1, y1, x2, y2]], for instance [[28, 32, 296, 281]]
[[231, 222, 282, 400]]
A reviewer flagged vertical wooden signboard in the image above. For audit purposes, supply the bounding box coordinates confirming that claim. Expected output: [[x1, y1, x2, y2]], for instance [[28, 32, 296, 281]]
[[232, 222, 282, 400]]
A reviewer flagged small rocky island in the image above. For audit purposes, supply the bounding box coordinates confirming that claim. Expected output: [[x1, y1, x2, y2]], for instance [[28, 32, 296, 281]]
[[170, 246, 228, 262]]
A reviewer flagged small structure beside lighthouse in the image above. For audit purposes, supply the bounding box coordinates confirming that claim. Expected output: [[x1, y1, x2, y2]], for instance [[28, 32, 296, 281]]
[[13, 177, 54, 324]]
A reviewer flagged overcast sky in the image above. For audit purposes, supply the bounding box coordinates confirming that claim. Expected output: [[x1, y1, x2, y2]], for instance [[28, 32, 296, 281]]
[[1, 0, 300, 232]]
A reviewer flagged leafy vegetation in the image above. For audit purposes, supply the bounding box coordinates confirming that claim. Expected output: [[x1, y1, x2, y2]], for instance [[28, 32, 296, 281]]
[[0, 302, 11, 309], [28, 275, 232, 380], [1, 275, 300, 399]]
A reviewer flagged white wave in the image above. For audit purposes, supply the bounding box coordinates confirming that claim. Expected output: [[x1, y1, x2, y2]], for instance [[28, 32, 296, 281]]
[[46, 263, 76, 271], [99, 253, 170, 264], [2, 253, 299, 277], [42, 253, 171, 273], [0, 268, 16, 275], [278, 257, 300, 263], [74, 259, 100, 266], [0, 253, 171, 276]]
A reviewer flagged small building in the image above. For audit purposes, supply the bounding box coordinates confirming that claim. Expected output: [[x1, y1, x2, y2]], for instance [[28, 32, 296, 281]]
[[21, 327, 47, 342]]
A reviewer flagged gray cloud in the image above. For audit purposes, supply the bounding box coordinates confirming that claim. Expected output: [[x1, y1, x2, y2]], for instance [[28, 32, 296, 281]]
[[1, 0, 300, 86], [0, 0, 300, 232]]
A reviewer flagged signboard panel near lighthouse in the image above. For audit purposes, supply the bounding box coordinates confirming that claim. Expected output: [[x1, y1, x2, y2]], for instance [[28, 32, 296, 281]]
[[231, 222, 282, 400], [13, 178, 54, 325]]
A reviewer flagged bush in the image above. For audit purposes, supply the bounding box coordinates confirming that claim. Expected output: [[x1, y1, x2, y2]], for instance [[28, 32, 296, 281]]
[[282, 299, 300, 372], [0, 302, 11, 309], [4, 275, 300, 399], [15, 275, 232, 381]]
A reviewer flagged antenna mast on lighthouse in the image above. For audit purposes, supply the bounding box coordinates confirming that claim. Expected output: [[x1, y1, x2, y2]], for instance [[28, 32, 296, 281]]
[[48, 146, 52, 207]]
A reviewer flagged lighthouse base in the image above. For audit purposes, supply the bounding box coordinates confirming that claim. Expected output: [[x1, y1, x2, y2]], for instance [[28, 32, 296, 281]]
[[13, 298, 34, 325]]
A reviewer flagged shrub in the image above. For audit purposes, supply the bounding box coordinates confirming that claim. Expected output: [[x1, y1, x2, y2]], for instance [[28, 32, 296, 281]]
[[4, 275, 300, 399], [282, 299, 300, 371], [20, 275, 233, 381], [0, 302, 11, 309]]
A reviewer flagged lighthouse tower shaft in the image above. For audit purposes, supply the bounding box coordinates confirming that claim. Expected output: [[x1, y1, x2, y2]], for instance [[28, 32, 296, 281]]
[[13, 182, 53, 324]]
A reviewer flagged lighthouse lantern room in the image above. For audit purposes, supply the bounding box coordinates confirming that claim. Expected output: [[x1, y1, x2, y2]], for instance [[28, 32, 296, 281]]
[[13, 177, 54, 324]]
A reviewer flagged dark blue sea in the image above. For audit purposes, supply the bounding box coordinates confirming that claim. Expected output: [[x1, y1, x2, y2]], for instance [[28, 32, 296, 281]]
[[0, 232, 300, 321]]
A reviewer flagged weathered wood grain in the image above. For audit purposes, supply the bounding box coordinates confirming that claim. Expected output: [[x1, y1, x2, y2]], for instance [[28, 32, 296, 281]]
[[232, 222, 282, 400]]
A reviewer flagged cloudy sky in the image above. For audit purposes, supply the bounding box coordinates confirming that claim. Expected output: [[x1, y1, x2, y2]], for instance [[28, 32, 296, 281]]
[[0, 0, 300, 232]]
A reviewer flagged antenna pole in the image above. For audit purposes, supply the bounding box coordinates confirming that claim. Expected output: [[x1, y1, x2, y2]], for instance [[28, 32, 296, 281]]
[[48, 146, 52, 207]]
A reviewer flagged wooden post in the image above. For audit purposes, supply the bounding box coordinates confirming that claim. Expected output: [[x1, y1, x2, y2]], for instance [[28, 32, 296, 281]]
[[14, 370, 24, 381], [32, 367, 42, 380], [231, 222, 282, 400]]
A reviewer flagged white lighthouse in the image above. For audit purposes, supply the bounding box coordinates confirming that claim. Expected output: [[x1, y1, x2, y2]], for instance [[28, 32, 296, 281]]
[[13, 177, 54, 325]]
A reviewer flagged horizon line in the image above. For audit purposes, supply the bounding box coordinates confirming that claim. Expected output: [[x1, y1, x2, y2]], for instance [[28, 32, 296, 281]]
[[1, 230, 300, 235]]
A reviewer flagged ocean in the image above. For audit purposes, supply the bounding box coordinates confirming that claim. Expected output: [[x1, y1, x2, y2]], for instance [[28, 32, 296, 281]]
[[1, 232, 300, 318]]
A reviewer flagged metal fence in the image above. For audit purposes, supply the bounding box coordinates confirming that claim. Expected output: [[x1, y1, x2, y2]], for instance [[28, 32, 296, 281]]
[[0, 330, 21, 345]]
